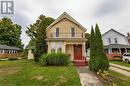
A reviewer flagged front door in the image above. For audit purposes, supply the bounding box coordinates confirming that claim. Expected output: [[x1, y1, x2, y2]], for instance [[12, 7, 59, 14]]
[[74, 45, 82, 60]]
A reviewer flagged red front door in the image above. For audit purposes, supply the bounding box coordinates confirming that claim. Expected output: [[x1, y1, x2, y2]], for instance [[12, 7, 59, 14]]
[[74, 45, 82, 60]]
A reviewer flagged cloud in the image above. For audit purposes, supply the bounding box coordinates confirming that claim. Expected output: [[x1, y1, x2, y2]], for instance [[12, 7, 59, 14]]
[[0, 0, 129, 47]]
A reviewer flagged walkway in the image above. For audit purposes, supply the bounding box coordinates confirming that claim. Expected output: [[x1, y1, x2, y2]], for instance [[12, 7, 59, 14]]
[[110, 63, 130, 77], [76, 66, 103, 86], [110, 63, 130, 70]]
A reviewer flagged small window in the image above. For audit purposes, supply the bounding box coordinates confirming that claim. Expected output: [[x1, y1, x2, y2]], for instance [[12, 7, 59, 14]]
[[56, 28, 59, 37], [71, 27, 75, 37], [57, 47, 62, 52], [112, 48, 120, 53], [108, 38, 111, 43], [114, 38, 118, 44], [51, 48, 55, 53]]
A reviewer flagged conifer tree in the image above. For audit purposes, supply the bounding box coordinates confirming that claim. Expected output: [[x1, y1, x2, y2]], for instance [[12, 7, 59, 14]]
[[89, 26, 96, 71], [94, 24, 109, 71]]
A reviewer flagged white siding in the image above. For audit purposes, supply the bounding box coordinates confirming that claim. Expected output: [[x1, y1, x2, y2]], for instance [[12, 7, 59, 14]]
[[102, 30, 129, 45]]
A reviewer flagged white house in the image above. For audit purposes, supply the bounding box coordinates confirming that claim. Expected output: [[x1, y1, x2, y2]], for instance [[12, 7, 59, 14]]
[[102, 29, 130, 60]]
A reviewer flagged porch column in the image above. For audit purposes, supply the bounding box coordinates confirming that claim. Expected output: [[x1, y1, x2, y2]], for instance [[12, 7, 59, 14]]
[[108, 48, 111, 54], [83, 42, 86, 57], [62, 42, 66, 53], [125, 48, 127, 53], [119, 48, 121, 54]]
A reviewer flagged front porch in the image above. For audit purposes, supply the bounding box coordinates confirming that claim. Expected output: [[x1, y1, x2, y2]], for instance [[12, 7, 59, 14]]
[[104, 44, 130, 60], [47, 41, 87, 66]]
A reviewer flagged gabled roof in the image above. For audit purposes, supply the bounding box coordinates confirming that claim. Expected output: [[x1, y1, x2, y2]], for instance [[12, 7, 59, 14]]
[[0, 45, 22, 50], [46, 12, 87, 31], [102, 29, 125, 37]]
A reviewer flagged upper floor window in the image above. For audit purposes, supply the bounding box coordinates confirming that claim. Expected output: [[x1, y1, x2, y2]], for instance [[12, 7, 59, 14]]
[[56, 28, 59, 37], [71, 27, 75, 37], [114, 38, 118, 44], [108, 38, 111, 43]]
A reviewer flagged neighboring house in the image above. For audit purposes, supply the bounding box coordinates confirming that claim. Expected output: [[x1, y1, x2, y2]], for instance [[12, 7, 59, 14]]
[[102, 29, 130, 60], [127, 32, 130, 44], [0, 44, 22, 58], [46, 12, 87, 66]]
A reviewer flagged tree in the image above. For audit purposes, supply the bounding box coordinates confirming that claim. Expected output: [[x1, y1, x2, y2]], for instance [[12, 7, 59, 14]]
[[89, 26, 96, 71], [26, 15, 54, 62], [89, 24, 109, 72], [85, 33, 90, 51], [95, 24, 109, 71], [0, 17, 23, 49]]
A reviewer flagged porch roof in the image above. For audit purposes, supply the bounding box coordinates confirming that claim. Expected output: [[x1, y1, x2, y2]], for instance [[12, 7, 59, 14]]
[[0, 44, 22, 50], [46, 38, 87, 42], [104, 44, 130, 49]]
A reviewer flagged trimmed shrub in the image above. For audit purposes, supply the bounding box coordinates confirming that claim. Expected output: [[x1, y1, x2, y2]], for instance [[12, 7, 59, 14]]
[[40, 53, 70, 66]]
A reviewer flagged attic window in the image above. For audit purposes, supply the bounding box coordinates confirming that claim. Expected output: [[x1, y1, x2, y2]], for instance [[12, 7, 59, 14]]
[[56, 28, 59, 37], [71, 27, 75, 37], [114, 38, 118, 44], [108, 38, 111, 43]]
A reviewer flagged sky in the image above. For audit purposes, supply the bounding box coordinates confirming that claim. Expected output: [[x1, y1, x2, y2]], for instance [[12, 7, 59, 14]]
[[0, 0, 130, 47]]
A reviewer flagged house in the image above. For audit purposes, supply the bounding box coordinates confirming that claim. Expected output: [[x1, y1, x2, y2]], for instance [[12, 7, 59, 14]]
[[0, 44, 22, 58], [102, 29, 130, 60], [46, 12, 87, 66], [127, 32, 130, 44]]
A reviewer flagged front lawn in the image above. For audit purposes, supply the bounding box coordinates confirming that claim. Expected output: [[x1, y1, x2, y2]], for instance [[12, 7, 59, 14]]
[[103, 70, 130, 86], [0, 60, 81, 86], [110, 60, 130, 68]]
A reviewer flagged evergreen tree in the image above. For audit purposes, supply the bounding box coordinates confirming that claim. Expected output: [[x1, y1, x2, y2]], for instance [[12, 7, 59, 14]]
[[89, 26, 96, 71], [94, 24, 109, 71]]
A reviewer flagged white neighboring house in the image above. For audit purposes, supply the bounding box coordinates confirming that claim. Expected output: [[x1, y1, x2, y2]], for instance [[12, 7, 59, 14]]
[[102, 29, 130, 60]]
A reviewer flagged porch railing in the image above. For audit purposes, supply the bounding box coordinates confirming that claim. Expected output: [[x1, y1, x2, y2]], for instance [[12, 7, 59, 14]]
[[47, 32, 84, 38]]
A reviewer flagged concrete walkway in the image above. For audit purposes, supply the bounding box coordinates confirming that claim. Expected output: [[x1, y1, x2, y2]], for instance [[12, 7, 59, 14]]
[[110, 63, 130, 77], [110, 66, 130, 77], [110, 63, 130, 70], [76, 66, 103, 86]]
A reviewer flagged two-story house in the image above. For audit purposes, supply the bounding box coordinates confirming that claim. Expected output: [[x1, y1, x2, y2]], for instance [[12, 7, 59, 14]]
[[46, 12, 87, 65], [102, 29, 130, 60]]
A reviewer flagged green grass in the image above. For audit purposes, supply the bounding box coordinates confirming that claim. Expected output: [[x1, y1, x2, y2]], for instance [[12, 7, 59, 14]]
[[110, 60, 130, 68], [0, 60, 81, 86], [103, 70, 130, 86]]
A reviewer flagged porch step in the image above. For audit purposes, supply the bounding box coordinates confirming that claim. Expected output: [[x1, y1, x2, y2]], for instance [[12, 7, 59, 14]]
[[73, 60, 87, 66]]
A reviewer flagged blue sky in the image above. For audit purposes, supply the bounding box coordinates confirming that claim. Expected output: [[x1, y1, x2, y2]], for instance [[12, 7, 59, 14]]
[[0, 0, 130, 47]]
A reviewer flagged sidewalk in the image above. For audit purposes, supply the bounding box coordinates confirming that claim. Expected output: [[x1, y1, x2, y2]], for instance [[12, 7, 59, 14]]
[[76, 66, 103, 86], [110, 66, 130, 77], [110, 63, 130, 71]]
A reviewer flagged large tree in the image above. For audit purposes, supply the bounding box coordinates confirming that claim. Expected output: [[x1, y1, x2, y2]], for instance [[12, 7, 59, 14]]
[[95, 24, 109, 71], [0, 17, 23, 49], [89, 26, 96, 71], [26, 15, 54, 62], [89, 24, 109, 72]]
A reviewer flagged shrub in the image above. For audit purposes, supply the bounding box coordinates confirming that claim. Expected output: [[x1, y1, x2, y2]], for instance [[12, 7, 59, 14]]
[[40, 53, 70, 66]]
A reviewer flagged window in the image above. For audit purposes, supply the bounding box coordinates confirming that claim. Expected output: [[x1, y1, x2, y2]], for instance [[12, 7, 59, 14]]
[[114, 38, 118, 44], [71, 27, 75, 37], [56, 28, 59, 37], [0, 50, 4, 54], [57, 47, 62, 52], [108, 38, 111, 43], [51, 48, 55, 53]]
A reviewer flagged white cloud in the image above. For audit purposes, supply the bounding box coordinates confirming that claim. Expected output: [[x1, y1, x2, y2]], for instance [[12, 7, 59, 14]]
[[0, 0, 129, 47]]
